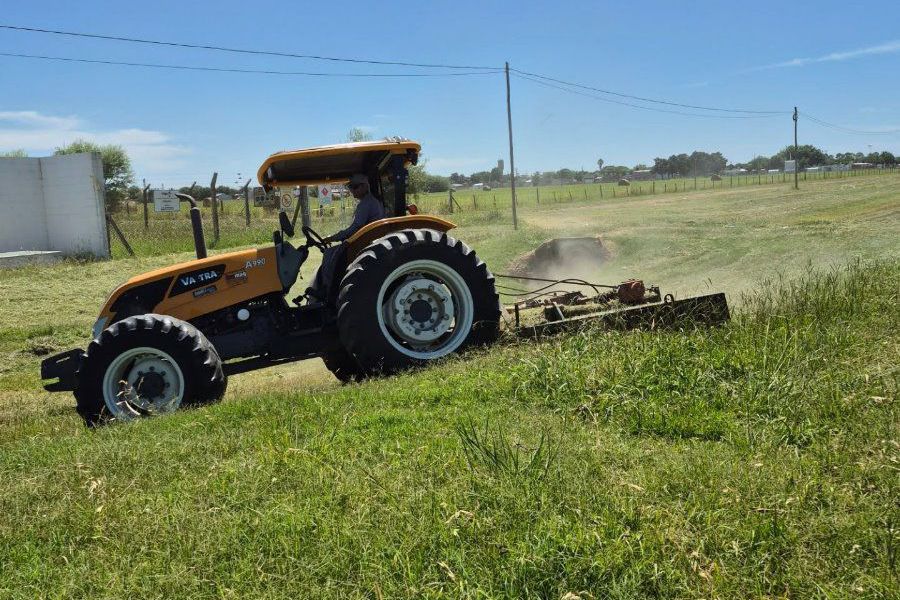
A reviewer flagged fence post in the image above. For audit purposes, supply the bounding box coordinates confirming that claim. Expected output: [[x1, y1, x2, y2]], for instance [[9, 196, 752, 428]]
[[583, 188, 587, 200], [448, 190, 454, 214], [599, 184, 603, 198], [536, 187, 540, 204], [299, 186, 311, 229], [142, 180, 150, 230], [210, 172, 219, 244], [473, 194, 477, 209], [241, 179, 251, 227]]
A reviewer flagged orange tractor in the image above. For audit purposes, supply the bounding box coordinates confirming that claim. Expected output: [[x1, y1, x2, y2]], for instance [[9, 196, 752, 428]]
[[41, 140, 501, 424]]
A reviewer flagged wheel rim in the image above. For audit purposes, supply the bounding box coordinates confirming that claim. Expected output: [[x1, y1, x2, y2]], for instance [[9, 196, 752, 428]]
[[101, 347, 185, 421], [376, 259, 474, 360]]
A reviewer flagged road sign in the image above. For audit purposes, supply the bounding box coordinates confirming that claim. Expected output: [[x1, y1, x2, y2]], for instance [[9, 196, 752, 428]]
[[151, 189, 179, 212], [784, 160, 797, 173], [318, 184, 332, 205], [280, 193, 293, 210], [252, 187, 267, 207]]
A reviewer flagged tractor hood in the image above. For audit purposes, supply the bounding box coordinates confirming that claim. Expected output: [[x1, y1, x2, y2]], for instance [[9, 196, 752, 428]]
[[257, 139, 420, 189], [97, 246, 283, 325]]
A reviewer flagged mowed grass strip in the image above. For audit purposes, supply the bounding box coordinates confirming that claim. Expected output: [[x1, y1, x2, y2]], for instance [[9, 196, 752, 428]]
[[0, 260, 897, 598]]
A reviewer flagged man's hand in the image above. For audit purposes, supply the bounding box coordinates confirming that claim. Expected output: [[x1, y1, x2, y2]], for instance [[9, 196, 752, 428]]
[[322, 234, 338, 244]]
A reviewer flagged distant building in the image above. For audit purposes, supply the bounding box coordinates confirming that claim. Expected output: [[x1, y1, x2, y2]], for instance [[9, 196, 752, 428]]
[[630, 169, 654, 181]]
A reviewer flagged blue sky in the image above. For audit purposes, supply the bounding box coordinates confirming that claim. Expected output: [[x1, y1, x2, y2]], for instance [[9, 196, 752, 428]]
[[2, 0, 899, 185]]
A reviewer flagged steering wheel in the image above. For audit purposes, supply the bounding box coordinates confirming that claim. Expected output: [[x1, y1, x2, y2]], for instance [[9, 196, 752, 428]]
[[302, 225, 330, 249]]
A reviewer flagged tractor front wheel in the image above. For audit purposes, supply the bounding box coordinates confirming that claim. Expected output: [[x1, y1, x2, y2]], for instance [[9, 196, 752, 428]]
[[74, 314, 227, 426], [336, 229, 500, 376]]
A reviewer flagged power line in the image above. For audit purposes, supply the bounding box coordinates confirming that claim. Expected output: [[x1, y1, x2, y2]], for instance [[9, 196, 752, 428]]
[[800, 112, 900, 136], [0, 52, 504, 78], [512, 72, 782, 119], [512, 67, 788, 115], [0, 24, 499, 70]]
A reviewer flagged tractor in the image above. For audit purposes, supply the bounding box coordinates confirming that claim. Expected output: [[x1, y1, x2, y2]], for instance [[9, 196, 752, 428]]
[[41, 140, 502, 425]]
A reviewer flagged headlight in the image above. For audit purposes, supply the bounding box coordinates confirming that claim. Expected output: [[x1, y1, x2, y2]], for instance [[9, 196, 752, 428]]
[[91, 317, 108, 340]]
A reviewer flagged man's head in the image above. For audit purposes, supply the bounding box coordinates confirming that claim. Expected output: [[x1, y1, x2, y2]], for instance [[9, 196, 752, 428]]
[[347, 174, 369, 199]]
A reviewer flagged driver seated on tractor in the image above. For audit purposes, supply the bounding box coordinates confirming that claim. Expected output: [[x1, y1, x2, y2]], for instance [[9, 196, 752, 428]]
[[308, 174, 384, 301], [323, 173, 384, 244]]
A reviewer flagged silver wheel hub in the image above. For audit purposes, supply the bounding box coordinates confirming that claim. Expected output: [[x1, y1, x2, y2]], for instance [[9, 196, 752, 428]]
[[375, 259, 475, 360], [102, 347, 185, 420], [385, 277, 455, 344]]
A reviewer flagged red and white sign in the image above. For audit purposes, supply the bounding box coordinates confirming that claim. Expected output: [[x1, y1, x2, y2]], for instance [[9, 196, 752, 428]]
[[318, 184, 332, 205]]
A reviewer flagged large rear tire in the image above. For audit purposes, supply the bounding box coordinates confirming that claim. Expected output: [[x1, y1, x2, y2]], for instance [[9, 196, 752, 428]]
[[74, 314, 227, 426], [336, 229, 500, 376]]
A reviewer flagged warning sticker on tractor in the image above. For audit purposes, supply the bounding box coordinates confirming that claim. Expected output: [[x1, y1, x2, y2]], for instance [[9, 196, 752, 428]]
[[226, 270, 248, 285]]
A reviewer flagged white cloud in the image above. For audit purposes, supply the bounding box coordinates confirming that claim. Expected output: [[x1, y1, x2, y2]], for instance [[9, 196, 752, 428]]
[[0, 110, 192, 179], [0, 110, 81, 130], [752, 40, 900, 70]]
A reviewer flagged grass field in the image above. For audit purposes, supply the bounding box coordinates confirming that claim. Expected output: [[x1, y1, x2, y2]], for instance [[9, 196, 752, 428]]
[[106, 167, 898, 258], [0, 175, 898, 597]]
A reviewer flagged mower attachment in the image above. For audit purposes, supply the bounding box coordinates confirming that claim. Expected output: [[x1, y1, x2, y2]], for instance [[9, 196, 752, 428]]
[[516, 292, 730, 339]]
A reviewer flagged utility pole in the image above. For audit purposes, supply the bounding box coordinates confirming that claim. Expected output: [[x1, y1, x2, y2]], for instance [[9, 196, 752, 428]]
[[793, 106, 799, 190], [505, 62, 518, 230]]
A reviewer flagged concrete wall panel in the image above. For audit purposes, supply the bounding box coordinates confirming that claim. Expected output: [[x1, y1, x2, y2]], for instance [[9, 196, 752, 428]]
[[0, 153, 109, 258]]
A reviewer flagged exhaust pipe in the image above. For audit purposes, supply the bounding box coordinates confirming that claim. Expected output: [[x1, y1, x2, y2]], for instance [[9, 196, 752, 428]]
[[175, 193, 207, 259]]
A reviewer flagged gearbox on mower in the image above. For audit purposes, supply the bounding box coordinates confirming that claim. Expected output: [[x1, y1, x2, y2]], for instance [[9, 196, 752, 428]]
[[41, 140, 502, 425]]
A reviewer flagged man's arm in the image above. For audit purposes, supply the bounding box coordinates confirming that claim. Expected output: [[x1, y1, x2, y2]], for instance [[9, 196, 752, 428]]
[[329, 196, 381, 242]]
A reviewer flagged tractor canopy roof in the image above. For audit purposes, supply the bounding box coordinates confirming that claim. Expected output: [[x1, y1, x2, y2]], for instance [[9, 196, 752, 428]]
[[257, 139, 420, 189]]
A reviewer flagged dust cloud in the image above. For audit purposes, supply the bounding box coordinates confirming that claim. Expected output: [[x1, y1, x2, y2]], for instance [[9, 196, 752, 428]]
[[510, 237, 610, 282]]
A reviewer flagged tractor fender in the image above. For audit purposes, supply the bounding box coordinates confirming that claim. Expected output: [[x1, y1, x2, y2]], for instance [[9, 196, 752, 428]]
[[344, 215, 456, 263]]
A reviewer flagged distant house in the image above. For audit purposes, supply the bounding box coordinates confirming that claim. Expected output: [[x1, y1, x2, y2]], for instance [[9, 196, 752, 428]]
[[851, 162, 874, 170], [630, 169, 654, 181], [723, 168, 748, 176]]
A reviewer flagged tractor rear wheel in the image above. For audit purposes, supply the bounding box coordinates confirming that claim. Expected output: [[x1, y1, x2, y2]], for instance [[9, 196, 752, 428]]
[[336, 229, 500, 376], [74, 314, 227, 426]]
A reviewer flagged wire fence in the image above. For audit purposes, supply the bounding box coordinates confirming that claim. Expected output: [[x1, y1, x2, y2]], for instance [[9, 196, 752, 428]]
[[106, 166, 898, 259]]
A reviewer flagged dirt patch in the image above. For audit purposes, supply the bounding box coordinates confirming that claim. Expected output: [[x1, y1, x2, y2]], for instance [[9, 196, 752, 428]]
[[509, 237, 610, 279]]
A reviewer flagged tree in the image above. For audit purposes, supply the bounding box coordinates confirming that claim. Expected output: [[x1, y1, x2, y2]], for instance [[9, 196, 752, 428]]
[[746, 155, 769, 172], [596, 158, 604, 171], [54, 139, 134, 211], [556, 168, 575, 181], [877, 151, 896, 165], [599, 165, 629, 180], [1, 149, 28, 158], [346, 127, 373, 142], [771, 144, 830, 169], [633, 163, 649, 171]]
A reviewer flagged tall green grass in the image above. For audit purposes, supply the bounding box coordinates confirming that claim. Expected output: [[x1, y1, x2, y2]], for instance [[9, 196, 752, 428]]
[[1, 260, 897, 597]]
